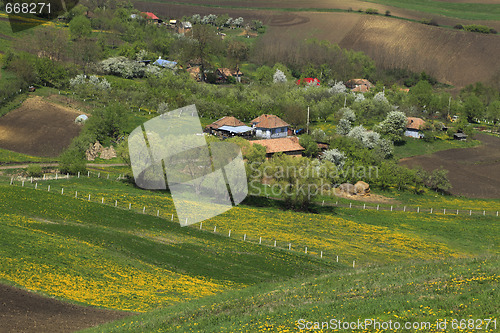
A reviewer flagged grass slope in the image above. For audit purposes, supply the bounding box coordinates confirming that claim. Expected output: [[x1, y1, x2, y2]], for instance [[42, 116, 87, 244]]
[[81, 256, 499, 332], [0, 184, 336, 312], [7, 177, 499, 265]]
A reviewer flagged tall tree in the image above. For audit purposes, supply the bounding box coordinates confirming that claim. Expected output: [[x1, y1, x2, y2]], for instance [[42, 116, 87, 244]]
[[183, 24, 221, 82]]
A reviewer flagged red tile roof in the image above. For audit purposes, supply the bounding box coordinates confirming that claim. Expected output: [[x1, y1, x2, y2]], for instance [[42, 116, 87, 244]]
[[406, 117, 426, 130], [296, 78, 320, 86], [250, 137, 304, 154], [251, 114, 289, 129], [207, 116, 246, 129], [142, 12, 160, 20]]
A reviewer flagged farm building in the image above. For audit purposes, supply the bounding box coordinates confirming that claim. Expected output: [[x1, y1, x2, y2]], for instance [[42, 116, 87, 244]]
[[346, 79, 374, 92], [141, 12, 162, 23], [250, 137, 305, 158], [405, 117, 426, 139], [206, 116, 252, 138], [187, 66, 201, 81], [153, 57, 178, 69], [216, 68, 243, 83], [177, 21, 192, 34], [296, 78, 320, 86], [454, 133, 468, 141], [251, 114, 289, 139]]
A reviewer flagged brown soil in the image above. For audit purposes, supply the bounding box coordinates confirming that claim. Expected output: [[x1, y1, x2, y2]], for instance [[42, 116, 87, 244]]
[[0, 283, 132, 333], [0, 96, 84, 157], [333, 190, 400, 204], [400, 133, 500, 199]]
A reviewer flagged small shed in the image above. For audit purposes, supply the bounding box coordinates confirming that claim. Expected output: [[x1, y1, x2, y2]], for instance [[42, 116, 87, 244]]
[[153, 57, 177, 69], [454, 133, 467, 141]]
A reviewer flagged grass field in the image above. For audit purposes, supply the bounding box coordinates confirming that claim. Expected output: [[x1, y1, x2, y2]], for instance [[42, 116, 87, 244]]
[[81, 255, 500, 332], [6, 176, 498, 265], [394, 137, 481, 159], [0, 183, 336, 312]]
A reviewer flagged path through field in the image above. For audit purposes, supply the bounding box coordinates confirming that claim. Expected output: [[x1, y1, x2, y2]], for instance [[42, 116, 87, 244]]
[[0, 283, 131, 333], [400, 133, 500, 199]]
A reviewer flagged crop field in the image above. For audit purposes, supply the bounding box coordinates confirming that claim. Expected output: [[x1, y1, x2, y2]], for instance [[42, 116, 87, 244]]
[[82, 255, 500, 333], [0, 96, 83, 157], [400, 133, 500, 198]]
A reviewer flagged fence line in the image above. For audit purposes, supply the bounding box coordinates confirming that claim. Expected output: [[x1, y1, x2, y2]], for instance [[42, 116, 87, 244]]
[[9, 171, 500, 217], [8, 178, 354, 266]]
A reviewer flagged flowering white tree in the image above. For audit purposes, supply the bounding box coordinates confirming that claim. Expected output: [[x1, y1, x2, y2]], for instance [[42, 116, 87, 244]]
[[340, 107, 356, 123], [336, 118, 351, 135], [321, 149, 346, 169], [157, 102, 169, 114], [233, 17, 244, 27], [375, 111, 407, 141], [273, 69, 287, 83], [373, 91, 389, 104], [362, 131, 381, 149], [353, 92, 365, 103], [329, 81, 347, 94]]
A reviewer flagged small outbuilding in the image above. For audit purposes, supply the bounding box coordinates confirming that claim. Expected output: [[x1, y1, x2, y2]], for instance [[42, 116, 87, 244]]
[[405, 117, 426, 139], [249, 137, 305, 158], [454, 133, 468, 141], [75, 114, 88, 124]]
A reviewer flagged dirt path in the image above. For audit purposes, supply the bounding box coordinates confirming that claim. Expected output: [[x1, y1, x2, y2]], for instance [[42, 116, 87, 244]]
[[400, 133, 500, 199], [0, 283, 132, 333]]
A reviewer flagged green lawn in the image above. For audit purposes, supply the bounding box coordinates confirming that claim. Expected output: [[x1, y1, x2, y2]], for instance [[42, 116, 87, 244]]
[[393, 137, 481, 160], [81, 255, 500, 332]]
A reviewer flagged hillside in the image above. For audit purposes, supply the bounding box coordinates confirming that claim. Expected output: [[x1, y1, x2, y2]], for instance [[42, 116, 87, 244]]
[[82, 256, 500, 332], [135, 0, 500, 87]]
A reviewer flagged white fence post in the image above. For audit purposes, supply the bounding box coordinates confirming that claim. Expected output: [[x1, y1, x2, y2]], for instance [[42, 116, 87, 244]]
[[430, 208, 433, 214], [78, 172, 80, 178], [320, 251, 323, 258], [200, 222, 203, 229], [444, 209, 446, 215], [483, 210, 486, 216], [157, 210, 159, 217], [349, 203, 352, 208], [143, 206, 146, 214], [115, 200, 117, 207], [88, 194, 91, 201], [87, 171, 90, 177], [228, 230, 231, 237], [288, 243, 291, 250], [363, 204, 366, 209], [274, 240, 276, 247], [403, 206, 406, 212], [259, 236, 262, 244], [101, 197, 104, 204], [75, 191, 77, 198], [305, 247, 307, 254], [22, 181, 24, 187], [417, 207, 420, 213], [129, 203, 131, 210], [35, 183, 37, 189], [353, 260, 355, 268], [47, 185, 50, 191], [390, 206, 393, 211], [61, 188, 64, 194], [171, 214, 174, 221], [377, 205, 379, 211], [213, 226, 217, 233], [470, 210, 472, 215], [244, 234, 247, 241]]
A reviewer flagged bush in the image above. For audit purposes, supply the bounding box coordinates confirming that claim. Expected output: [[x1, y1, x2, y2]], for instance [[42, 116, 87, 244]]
[[463, 24, 495, 34], [420, 18, 439, 26], [385, 10, 391, 16], [26, 164, 43, 177], [453, 24, 464, 30], [59, 151, 87, 175], [365, 8, 379, 15]]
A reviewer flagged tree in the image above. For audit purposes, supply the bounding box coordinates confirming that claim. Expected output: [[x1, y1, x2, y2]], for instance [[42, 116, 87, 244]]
[[183, 24, 222, 82], [486, 101, 500, 124], [273, 69, 287, 83], [69, 15, 92, 40], [409, 80, 433, 108], [462, 94, 485, 122], [427, 169, 451, 193], [299, 134, 319, 157], [254, 65, 273, 84], [340, 107, 356, 122], [376, 111, 407, 142], [336, 118, 351, 135], [227, 40, 249, 69], [321, 149, 346, 169]]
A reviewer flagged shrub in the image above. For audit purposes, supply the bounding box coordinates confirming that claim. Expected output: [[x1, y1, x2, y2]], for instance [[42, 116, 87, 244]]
[[26, 164, 43, 177], [340, 107, 356, 123], [463, 24, 495, 34], [385, 10, 391, 16], [453, 24, 464, 30], [336, 118, 352, 135], [365, 8, 379, 15], [273, 69, 287, 83], [420, 18, 439, 26], [321, 149, 346, 169]]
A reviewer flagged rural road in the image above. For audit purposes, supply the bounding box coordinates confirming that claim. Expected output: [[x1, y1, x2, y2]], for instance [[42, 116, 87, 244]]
[[0, 163, 127, 170]]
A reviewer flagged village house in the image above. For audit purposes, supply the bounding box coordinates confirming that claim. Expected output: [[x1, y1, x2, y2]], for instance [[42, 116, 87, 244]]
[[141, 12, 162, 24], [251, 114, 289, 139], [454, 132, 468, 141], [346, 79, 374, 92], [153, 57, 178, 69], [177, 21, 192, 34], [216, 68, 243, 83], [405, 117, 426, 139], [206, 116, 253, 138], [250, 137, 305, 158]]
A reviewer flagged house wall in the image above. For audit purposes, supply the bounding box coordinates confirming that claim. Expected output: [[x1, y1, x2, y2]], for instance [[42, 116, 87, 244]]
[[405, 129, 423, 139], [255, 127, 288, 139]]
